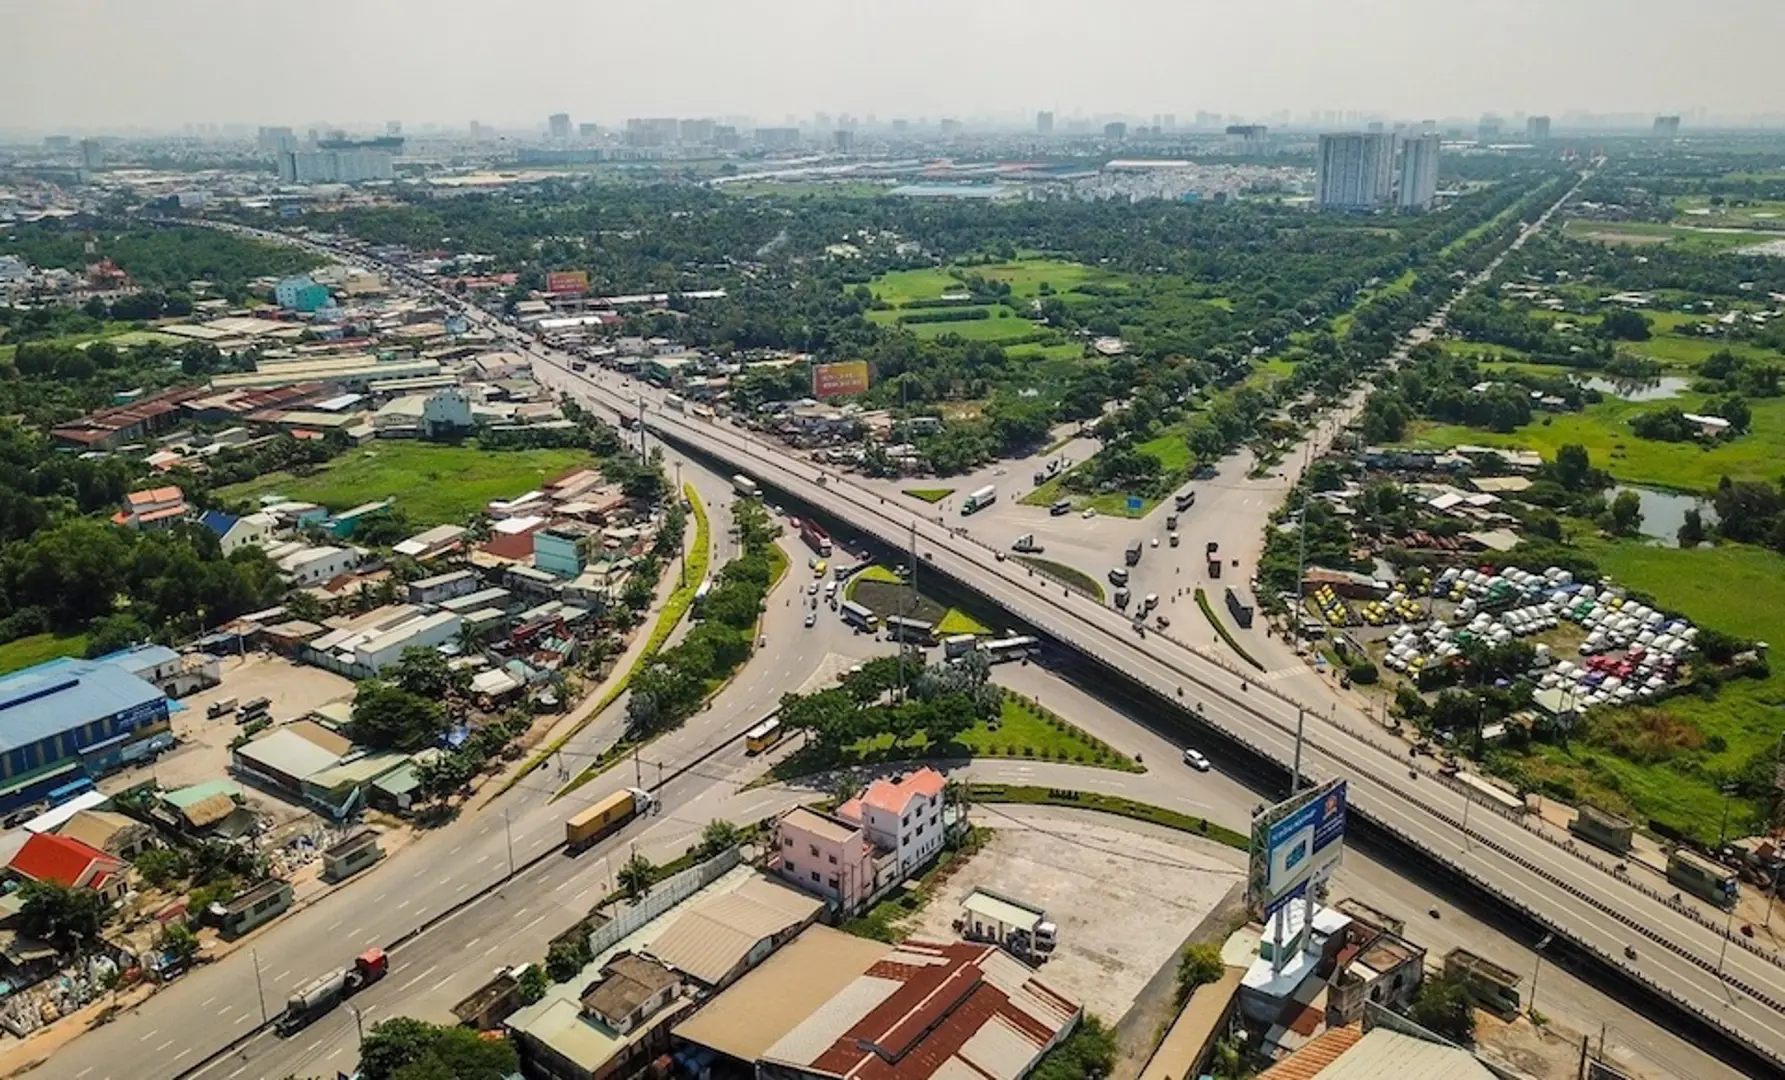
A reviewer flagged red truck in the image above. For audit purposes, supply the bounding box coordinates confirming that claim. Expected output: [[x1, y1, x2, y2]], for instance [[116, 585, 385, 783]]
[[800, 518, 833, 557], [276, 948, 388, 1035]]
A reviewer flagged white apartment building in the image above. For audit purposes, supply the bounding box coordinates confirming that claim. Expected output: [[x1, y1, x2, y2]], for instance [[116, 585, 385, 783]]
[[1397, 133, 1441, 212], [838, 767, 949, 876], [1316, 133, 1395, 210], [276, 149, 394, 184]]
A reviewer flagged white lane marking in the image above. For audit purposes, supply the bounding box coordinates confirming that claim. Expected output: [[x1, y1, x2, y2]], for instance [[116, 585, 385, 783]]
[[139, 1029, 159, 1041], [227, 1067, 248, 1080], [173, 1049, 191, 1061], [274, 969, 290, 981], [397, 964, 439, 992], [327, 919, 343, 931], [465, 936, 480, 949], [199, 995, 216, 1007], [155, 1039, 174, 1052], [75, 1070, 94, 1079], [397, 899, 411, 911]]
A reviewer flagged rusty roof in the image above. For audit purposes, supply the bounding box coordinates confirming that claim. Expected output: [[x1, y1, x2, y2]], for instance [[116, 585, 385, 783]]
[[763, 939, 1078, 1080], [1257, 1024, 1361, 1080]]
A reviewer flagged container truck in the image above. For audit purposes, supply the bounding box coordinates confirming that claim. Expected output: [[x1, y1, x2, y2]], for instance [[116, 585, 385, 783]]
[[961, 486, 997, 515], [565, 787, 654, 854], [799, 519, 833, 557], [276, 948, 388, 1035], [732, 475, 760, 498]]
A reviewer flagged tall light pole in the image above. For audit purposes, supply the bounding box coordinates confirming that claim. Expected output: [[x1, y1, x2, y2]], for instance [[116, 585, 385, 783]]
[[674, 460, 687, 588], [1529, 933, 1552, 1017], [504, 808, 515, 880], [251, 947, 268, 1024]]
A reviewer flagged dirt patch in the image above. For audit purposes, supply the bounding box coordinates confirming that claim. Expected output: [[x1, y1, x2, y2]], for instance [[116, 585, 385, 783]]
[[907, 805, 1244, 1023], [852, 580, 948, 625]]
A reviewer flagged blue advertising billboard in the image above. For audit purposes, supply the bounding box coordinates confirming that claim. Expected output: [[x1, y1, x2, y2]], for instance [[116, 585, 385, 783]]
[[1248, 779, 1348, 917]]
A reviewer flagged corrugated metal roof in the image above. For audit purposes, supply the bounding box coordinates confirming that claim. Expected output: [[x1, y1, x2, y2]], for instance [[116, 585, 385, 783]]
[[673, 926, 887, 1063], [163, 779, 243, 808], [234, 728, 343, 782], [646, 876, 822, 986], [1306, 1028, 1495, 1080], [0, 658, 164, 755]]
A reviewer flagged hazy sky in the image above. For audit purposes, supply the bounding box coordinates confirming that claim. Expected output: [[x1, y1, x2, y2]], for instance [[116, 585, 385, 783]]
[[8, 0, 1784, 131]]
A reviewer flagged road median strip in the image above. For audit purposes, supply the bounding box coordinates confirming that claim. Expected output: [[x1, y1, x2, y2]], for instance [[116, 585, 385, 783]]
[[1194, 587, 1265, 670], [968, 783, 1249, 851]]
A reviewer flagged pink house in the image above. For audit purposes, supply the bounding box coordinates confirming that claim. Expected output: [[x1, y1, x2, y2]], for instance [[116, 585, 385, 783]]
[[771, 806, 880, 914], [773, 768, 953, 914]]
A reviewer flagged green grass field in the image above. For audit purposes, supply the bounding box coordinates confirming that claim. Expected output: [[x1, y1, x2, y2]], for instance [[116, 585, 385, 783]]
[[216, 443, 593, 525], [968, 258, 1127, 299], [0, 631, 90, 676], [865, 268, 968, 306], [902, 488, 954, 503], [1404, 390, 1785, 494], [1562, 219, 1764, 254], [1516, 539, 1785, 840], [935, 608, 994, 636], [1135, 424, 1194, 474]]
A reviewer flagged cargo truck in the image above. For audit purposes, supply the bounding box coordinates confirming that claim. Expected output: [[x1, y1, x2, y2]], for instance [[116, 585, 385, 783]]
[[961, 485, 997, 515], [732, 474, 760, 498], [565, 787, 655, 854], [276, 948, 388, 1035], [1124, 539, 1143, 566]]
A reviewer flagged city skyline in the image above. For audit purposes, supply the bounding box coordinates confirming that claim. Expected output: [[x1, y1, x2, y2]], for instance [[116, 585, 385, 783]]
[[6, 0, 1783, 131]]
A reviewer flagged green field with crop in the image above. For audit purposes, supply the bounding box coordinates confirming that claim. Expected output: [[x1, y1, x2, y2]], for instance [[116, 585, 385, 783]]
[[0, 632, 90, 676], [1404, 389, 1785, 494], [217, 443, 592, 525], [1511, 539, 1785, 840]]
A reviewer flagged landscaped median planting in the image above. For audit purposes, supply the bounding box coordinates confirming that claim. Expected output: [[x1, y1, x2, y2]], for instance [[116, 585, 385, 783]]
[[967, 784, 1249, 851], [1194, 588, 1265, 670]]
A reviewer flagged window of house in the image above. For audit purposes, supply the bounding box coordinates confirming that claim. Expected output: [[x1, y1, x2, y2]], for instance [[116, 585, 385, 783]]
[[828, 854, 837, 864], [916, 824, 925, 837], [828, 877, 839, 889], [809, 844, 819, 857], [811, 870, 820, 883], [786, 861, 797, 873], [902, 814, 910, 827], [783, 836, 793, 848]]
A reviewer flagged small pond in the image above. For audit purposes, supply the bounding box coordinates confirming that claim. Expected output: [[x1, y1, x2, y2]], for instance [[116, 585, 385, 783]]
[[1613, 485, 1719, 547], [1577, 375, 1691, 402]]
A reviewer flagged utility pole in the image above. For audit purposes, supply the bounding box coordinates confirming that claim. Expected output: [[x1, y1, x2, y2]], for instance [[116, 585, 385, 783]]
[[675, 460, 687, 588], [349, 1002, 365, 1048], [251, 948, 268, 1024], [1530, 933, 1552, 1017], [1291, 708, 1305, 796], [900, 518, 917, 702], [504, 808, 515, 879], [634, 745, 643, 787]]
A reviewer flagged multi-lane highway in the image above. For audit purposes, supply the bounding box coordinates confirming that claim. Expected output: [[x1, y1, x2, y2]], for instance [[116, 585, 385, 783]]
[[192, 200, 1785, 1070]]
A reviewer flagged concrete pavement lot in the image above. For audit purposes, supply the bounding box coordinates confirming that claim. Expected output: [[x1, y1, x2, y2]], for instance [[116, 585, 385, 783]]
[[101, 653, 354, 794], [908, 806, 1244, 1023]]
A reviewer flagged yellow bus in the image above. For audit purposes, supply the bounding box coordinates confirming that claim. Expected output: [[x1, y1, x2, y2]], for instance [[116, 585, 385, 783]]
[[745, 718, 785, 755]]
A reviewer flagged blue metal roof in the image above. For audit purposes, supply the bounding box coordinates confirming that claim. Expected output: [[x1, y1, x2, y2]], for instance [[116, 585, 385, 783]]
[[199, 509, 239, 537], [94, 643, 180, 676], [0, 659, 165, 755]]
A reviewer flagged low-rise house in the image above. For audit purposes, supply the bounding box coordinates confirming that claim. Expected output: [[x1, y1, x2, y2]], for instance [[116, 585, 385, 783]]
[[320, 830, 384, 882], [392, 524, 468, 561], [57, 810, 154, 860], [111, 486, 187, 530], [7, 832, 127, 904], [407, 568, 479, 606], [201, 509, 280, 554], [507, 952, 687, 1080], [215, 878, 293, 937]]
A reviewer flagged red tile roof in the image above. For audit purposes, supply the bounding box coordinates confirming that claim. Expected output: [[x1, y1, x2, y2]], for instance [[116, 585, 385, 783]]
[[10, 832, 123, 890], [125, 486, 184, 508], [860, 768, 946, 817], [1257, 1024, 1362, 1079]]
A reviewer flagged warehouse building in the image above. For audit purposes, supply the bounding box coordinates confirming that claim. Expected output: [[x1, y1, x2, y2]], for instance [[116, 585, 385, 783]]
[[0, 656, 174, 814], [672, 929, 1080, 1080]]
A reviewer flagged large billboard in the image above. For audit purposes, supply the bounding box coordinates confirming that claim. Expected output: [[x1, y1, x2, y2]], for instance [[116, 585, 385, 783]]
[[813, 360, 870, 399], [545, 270, 590, 295], [1247, 779, 1347, 917]]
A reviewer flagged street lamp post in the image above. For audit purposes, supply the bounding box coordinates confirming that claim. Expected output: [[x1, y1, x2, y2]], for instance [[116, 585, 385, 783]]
[[504, 808, 515, 880], [1529, 933, 1552, 1017], [251, 947, 268, 1024]]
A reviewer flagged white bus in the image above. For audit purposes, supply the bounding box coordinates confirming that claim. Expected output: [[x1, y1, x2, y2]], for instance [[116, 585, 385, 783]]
[[961, 485, 997, 515], [732, 474, 760, 498], [983, 635, 1040, 664], [745, 718, 785, 755], [840, 600, 878, 631], [665, 393, 687, 413]]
